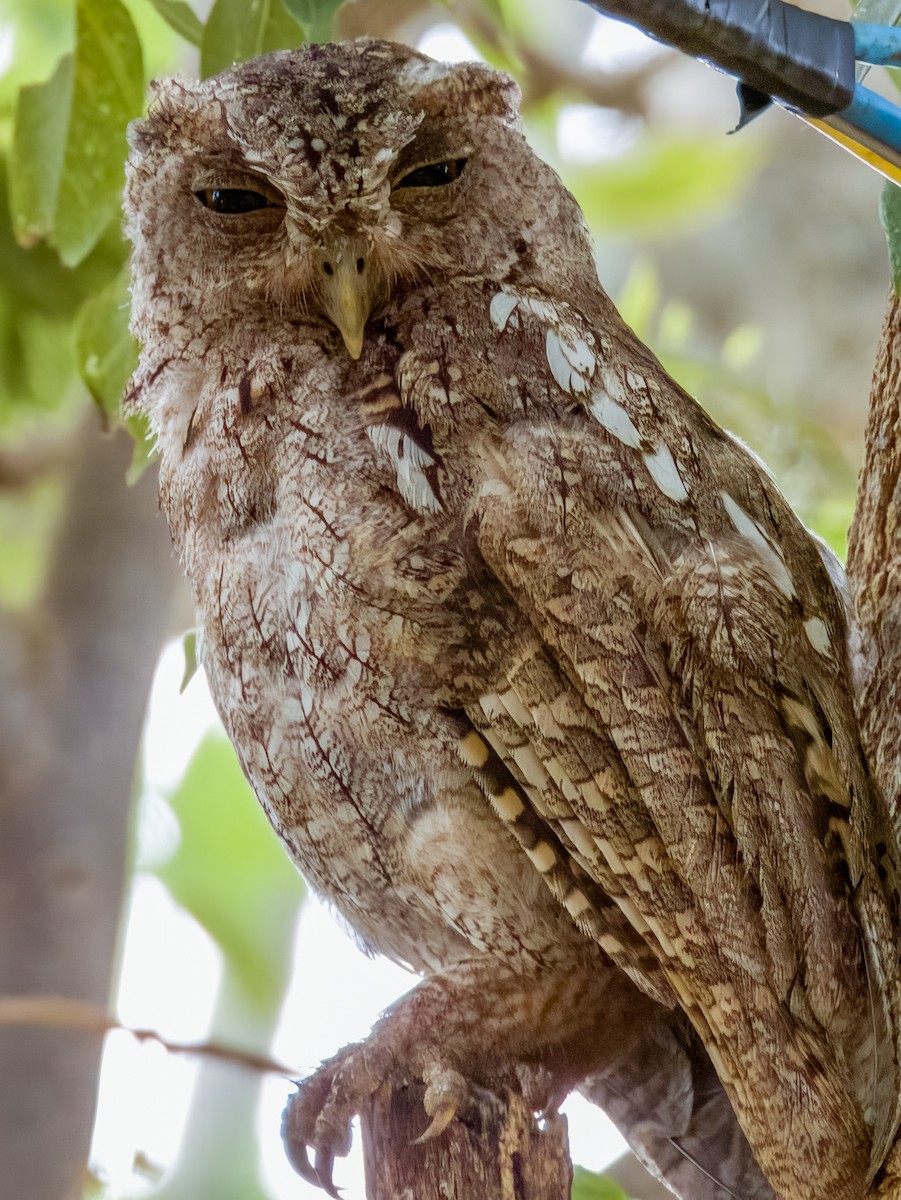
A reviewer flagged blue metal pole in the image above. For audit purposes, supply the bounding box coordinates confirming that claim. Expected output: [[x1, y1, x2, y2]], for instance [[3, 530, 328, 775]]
[[853, 21, 901, 66], [837, 82, 901, 160]]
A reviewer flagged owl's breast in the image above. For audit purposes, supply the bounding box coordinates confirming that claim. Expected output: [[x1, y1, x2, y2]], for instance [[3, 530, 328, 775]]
[[156, 338, 520, 718], [151, 345, 596, 974]]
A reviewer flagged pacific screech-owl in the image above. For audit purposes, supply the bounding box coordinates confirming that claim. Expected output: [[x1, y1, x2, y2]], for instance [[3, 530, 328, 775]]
[[123, 38, 901, 1200]]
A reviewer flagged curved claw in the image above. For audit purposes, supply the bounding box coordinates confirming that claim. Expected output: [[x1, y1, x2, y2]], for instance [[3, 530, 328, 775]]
[[283, 1137, 323, 1188], [414, 1101, 458, 1144], [314, 1148, 342, 1198], [282, 1081, 332, 1190]]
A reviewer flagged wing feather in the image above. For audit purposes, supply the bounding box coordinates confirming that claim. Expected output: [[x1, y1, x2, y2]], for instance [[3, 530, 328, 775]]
[[469, 411, 882, 1193]]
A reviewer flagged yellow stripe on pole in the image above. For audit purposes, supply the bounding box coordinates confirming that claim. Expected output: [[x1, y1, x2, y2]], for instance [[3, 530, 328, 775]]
[[802, 113, 901, 186]]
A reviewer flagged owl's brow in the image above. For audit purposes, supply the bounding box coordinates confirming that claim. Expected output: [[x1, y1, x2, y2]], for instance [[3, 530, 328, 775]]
[[392, 116, 471, 177]]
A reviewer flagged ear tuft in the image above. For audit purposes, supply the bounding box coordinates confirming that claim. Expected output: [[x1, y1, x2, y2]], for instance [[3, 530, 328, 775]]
[[401, 58, 522, 122], [126, 76, 202, 155]]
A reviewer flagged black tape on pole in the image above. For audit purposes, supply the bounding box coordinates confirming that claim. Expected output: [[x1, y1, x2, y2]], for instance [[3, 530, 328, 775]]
[[582, 0, 856, 116]]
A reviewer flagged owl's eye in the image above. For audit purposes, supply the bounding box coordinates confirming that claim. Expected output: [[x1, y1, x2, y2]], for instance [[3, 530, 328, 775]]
[[195, 188, 274, 213], [393, 158, 468, 190]]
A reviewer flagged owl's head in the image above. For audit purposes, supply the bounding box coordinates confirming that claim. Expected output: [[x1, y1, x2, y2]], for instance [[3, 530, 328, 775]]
[[124, 38, 593, 359]]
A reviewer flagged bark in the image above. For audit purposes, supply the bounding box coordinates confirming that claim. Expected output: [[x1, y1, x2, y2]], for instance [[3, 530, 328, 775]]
[[847, 293, 901, 823], [0, 420, 179, 1200], [846, 287, 901, 1200], [360, 1079, 571, 1200]]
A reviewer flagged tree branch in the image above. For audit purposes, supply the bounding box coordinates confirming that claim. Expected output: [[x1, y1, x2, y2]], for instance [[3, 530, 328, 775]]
[[846, 291, 901, 823]]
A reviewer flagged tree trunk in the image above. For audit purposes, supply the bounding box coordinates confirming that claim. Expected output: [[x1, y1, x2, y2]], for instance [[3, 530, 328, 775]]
[[0, 421, 179, 1200], [847, 293, 901, 822], [847, 278, 901, 1199]]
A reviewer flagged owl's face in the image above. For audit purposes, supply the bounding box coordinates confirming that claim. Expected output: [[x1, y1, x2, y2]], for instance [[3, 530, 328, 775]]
[[125, 39, 592, 360]]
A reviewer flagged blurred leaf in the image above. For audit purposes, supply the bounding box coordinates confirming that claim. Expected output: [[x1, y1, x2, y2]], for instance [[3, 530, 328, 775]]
[[566, 134, 760, 235], [881, 178, 901, 295], [615, 258, 661, 340], [721, 323, 763, 372], [179, 628, 200, 693], [124, 410, 156, 482], [9, 54, 73, 247], [10, 0, 144, 265], [657, 299, 693, 352], [261, 0, 307, 54], [201, 0, 304, 78], [75, 262, 137, 414], [572, 1167, 629, 1200], [147, 0, 204, 46], [0, 154, 128, 315], [14, 309, 78, 412], [154, 733, 305, 1011], [281, 0, 345, 43], [0, 0, 76, 107]]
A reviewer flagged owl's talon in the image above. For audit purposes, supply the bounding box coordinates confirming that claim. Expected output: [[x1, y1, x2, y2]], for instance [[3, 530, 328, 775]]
[[281, 1082, 320, 1185], [282, 1066, 354, 1194], [314, 1149, 342, 1198], [413, 1101, 459, 1144], [282, 1040, 396, 1192], [415, 1065, 471, 1142], [285, 1140, 321, 1188]]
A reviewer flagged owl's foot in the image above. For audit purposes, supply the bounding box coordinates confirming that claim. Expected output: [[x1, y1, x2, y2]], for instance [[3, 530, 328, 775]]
[[282, 1039, 384, 1196], [281, 1035, 475, 1195]]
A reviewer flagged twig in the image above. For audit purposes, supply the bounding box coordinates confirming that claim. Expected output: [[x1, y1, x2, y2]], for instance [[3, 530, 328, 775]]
[[0, 994, 295, 1078]]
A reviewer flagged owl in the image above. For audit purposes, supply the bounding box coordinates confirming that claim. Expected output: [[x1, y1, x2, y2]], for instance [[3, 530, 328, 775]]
[[123, 38, 901, 1200]]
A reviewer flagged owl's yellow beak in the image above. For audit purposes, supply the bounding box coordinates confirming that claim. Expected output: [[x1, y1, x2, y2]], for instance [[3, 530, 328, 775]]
[[318, 237, 382, 360]]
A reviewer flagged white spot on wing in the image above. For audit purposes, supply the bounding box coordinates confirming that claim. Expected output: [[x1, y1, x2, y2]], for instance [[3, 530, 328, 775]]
[[479, 478, 511, 498], [804, 616, 832, 658], [545, 327, 595, 394], [643, 444, 688, 503], [490, 291, 519, 332], [720, 491, 795, 598], [520, 296, 559, 324], [366, 424, 442, 514], [590, 391, 642, 448]]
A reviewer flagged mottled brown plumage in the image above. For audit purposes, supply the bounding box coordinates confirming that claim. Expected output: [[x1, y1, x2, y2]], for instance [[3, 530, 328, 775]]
[[124, 39, 901, 1198]]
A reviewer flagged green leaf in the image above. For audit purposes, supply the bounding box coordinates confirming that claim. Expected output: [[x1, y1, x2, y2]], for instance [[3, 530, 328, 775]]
[[147, 0, 204, 46], [179, 628, 200, 693], [881, 178, 901, 295], [201, 0, 304, 78], [261, 0, 307, 54], [10, 54, 74, 248], [75, 262, 137, 415], [280, 0, 345, 43], [572, 1167, 628, 1200], [124, 410, 156, 482], [154, 734, 305, 1011], [10, 0, 145, 265]]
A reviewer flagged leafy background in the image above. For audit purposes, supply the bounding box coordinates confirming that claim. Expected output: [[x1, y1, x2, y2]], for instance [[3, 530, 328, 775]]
[[0, 1, 890, 1198]]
